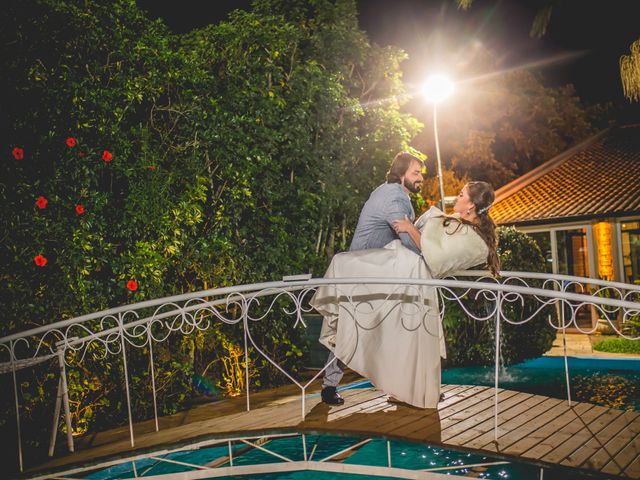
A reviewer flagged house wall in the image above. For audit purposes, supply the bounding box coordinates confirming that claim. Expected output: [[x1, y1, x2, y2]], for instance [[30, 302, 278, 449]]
[[514, 216, 640, 285], [509, 216, 640, 329]]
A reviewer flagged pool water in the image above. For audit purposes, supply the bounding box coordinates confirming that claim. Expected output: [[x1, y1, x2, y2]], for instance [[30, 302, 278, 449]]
[[440, 356, 640, 410], [81, 433, 602, 480]]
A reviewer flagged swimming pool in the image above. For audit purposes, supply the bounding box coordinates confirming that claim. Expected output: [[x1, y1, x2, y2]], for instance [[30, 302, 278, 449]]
[[79, 431, 607, 480]]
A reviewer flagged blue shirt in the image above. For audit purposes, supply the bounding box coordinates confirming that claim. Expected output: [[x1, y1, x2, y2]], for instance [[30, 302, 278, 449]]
[[349, 182, 419, 254]]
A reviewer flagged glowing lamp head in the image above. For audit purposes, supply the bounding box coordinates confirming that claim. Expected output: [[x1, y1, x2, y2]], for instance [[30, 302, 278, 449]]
[[421, 74, 455, 103]]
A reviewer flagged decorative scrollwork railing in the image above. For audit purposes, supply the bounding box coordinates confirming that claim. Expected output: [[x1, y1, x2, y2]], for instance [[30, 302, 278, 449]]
[[1, 271, 639, 473]]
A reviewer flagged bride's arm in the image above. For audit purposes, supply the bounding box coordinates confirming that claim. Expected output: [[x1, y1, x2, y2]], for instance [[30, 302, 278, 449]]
[[393, 216, 421, 252]]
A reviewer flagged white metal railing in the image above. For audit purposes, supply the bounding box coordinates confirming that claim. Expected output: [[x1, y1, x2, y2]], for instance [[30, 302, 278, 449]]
[[1, 271, 639, 475]]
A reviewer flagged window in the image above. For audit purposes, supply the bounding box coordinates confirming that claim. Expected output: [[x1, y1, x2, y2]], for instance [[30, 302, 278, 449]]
[[554, 228, 592, 328], [556, 228, 590, 278], [621, 221, 640, 285]]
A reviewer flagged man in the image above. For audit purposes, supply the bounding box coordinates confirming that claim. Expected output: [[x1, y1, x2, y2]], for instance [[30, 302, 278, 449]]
[[320, 151, 424, 405]]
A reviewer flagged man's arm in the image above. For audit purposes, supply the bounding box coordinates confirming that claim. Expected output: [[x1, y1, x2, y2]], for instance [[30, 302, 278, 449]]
[[387, 198, 420, 254], [394, 216, 421, 251]]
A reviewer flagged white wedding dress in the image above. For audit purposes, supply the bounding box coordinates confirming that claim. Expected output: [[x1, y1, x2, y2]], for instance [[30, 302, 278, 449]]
[[310, 208, 488, 408]]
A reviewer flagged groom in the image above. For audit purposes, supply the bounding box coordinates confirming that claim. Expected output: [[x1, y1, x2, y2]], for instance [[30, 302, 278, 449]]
[[320, 151, 424, 405]]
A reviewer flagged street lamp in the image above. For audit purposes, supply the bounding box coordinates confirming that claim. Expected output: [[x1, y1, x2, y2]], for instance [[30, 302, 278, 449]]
[[421, 74, 454, 211]]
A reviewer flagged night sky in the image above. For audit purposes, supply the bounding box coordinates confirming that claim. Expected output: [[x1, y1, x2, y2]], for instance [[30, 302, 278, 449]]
[[137, 0, 640, 114], [13, 0, 637, 162]]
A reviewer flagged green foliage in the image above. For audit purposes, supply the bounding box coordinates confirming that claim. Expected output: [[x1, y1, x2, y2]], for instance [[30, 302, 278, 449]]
[[443, 227, 557, 366], [593, 337, 640, 354], [622, 314, 640, 337], [0, 0, 420, 462]]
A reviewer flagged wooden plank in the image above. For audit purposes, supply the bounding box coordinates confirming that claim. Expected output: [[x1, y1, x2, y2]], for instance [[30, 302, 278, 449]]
[[465, 395, 562, 452], [597, 429, 640, 477], [521, 402, 609, 461], [437, 386, 498, 420], [480, 397, 571, 453], [505, 402, 595, 456], [617, 450, 640, 479], [327, 403, 419, 435], [302, 389, 388, 427], [442, 390, 532, 445], [315, 385, 477, 438], [311, 394, 389, 425], [448, 393, 546, 448], [573, 410, 640, 472], [541, 407, 624, 464], [336, 385, 483, 441], [389, 386, 495, 439], [304, 386, 469, 440]]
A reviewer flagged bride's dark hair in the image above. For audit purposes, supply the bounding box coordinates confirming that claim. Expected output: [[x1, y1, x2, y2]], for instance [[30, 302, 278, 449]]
[[442, 181, 500, 276]]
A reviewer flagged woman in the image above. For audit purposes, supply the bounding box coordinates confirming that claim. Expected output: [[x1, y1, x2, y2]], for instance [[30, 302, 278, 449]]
[[310, 181, 499, 408], [394, 181, 500, 277]]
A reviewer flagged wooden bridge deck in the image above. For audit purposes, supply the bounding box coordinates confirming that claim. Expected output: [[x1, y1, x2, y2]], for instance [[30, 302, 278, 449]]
[[27, 379, 640, 479]]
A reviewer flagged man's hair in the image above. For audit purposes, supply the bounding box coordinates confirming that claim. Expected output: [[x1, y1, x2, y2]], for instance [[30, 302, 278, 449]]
[[386, 152, 424, 184]]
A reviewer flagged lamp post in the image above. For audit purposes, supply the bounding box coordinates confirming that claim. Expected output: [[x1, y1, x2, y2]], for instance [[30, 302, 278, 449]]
[[421, 74, 454, 211]]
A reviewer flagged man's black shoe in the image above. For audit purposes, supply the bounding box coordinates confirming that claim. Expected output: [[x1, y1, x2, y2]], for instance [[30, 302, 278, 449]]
[[321, 386, 345, 405], [439, 393, 445, 402]]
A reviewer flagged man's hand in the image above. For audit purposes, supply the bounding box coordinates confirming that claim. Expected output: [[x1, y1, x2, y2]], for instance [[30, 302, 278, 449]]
[[393, 215, 414, 234], [393, 215, 421, 252]]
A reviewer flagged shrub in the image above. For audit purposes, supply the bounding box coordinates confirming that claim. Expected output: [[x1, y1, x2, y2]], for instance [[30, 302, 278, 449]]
[[593, 337, 640, 354]]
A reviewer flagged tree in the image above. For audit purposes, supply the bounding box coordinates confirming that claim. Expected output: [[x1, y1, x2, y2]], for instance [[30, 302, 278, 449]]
[[0, 0, 420, 463], [430, 68, 596, 187], [419, 168, 468, 211]]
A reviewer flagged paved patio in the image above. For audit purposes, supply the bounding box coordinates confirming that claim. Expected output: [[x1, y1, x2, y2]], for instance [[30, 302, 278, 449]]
[[545, 332, 640, 358]]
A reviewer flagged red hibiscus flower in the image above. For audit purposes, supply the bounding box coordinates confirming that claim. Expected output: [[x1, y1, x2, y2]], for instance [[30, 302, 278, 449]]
[[35, 196, 48, 209], [66, 137, 76, 148], [12, 147, 24, 160], [75, 204, 85, 215], [34, 254, 47, 267], [102, 150, 113, 162], [126, 279, 138, 291], [148, 165, 156, 171]]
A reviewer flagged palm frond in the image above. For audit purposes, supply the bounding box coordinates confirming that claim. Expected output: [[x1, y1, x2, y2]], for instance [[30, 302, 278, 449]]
[[530, 5, 553, 38], [455, 0, 474, 11], [620, 38, 640, 102]]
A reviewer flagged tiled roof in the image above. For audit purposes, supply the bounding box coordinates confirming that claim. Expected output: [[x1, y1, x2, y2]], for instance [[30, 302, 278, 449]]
[[491, 125, 640, 226]]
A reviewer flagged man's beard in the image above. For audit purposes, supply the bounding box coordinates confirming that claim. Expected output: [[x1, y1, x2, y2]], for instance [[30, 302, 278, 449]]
[[404, 178, 422, 193]]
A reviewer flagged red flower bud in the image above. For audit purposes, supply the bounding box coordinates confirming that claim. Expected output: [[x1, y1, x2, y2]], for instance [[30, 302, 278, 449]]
[[35, 196, 48, 209], [12, 147, 24, 160], [102, 150, 113, 162], [78, 151, 86, 158], [34, 254, 47, 267], [148, 165, 156, 171], [66, 137, 76, 148], [75, 204, 85, 215], [126, 279, 138, 291]]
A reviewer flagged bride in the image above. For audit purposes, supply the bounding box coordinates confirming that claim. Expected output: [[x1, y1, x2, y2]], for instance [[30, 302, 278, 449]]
[[310, 181, 500, 408]]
